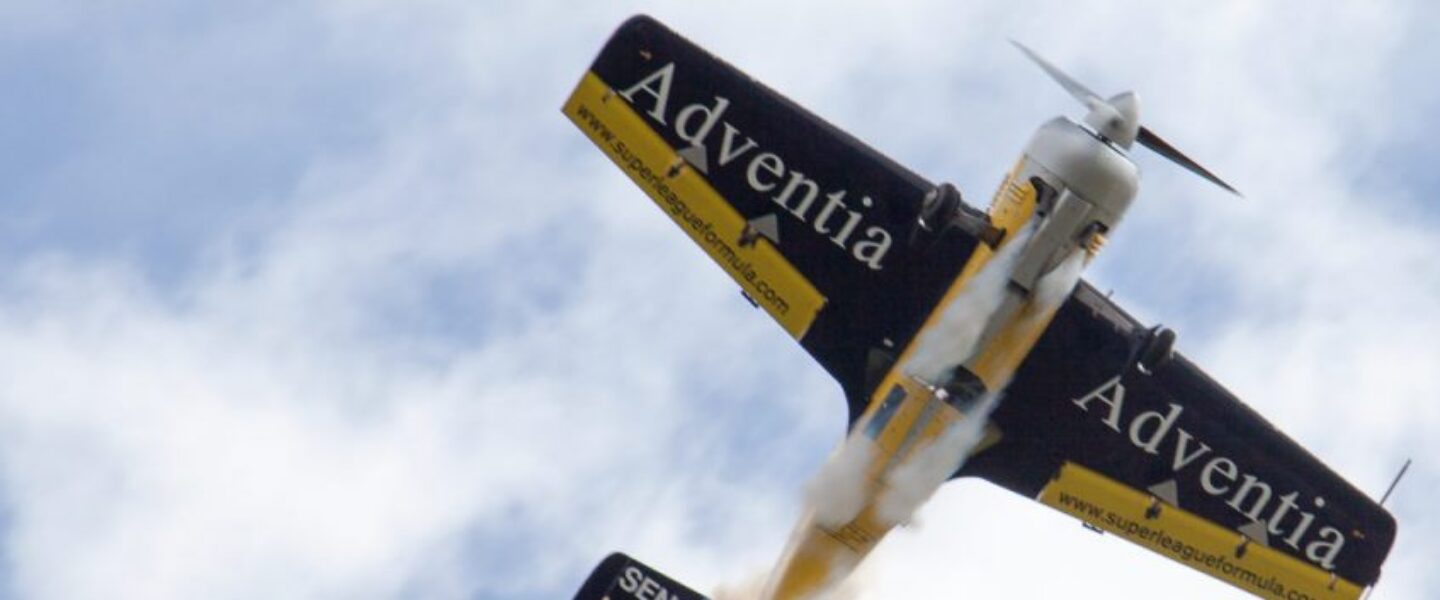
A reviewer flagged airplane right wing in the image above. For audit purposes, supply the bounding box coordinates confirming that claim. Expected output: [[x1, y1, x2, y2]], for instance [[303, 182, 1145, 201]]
[[959, 282, 1397, 599]]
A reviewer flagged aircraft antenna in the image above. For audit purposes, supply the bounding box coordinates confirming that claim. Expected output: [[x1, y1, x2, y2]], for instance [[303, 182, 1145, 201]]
[[1356, 459, 1411, 600], [1378, 458, 1412, 507]]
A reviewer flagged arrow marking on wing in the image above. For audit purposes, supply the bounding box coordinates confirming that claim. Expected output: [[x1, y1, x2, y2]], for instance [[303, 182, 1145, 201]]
[[1148, 479, 1180, 506], [739, 213, 780, 248], [678, 144, 708, 174], [1238, 519, 1271, 547]]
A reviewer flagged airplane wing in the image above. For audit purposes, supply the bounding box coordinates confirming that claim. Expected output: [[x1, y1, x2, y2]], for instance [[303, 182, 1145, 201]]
[[958, 282, 1397, 599], [563, 15, 986, 421], [566, 15, 1396, 599]]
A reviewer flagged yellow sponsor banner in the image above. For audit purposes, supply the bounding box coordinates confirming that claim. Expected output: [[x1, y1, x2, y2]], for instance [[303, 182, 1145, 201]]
[[563, 71, 826, 339], [1040, 462, 1363, 600]]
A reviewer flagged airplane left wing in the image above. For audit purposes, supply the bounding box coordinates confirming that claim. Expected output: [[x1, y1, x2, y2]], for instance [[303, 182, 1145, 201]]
[[959, 282, 1397, 599], [564, 15, 987, 421]]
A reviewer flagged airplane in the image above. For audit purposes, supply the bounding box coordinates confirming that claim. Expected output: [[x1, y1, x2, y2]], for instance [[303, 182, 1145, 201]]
[[561, 15, 1397, 600]]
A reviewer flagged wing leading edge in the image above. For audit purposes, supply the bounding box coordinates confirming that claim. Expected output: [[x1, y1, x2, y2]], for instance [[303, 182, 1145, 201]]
[[960, 282, 1397, 598], [563, 15, 986, 422]]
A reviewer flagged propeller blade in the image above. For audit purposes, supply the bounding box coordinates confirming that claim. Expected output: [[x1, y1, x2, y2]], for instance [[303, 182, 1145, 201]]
[[1136, 126, 1242, 196], [1010, 40, 1101, 108]]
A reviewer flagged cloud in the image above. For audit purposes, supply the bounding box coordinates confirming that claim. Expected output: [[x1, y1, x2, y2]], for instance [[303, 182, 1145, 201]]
[[0, 1, 1437, 599]]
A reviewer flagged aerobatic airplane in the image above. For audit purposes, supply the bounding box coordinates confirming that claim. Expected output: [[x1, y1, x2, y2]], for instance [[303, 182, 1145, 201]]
[[562, 15, 1396, 600]]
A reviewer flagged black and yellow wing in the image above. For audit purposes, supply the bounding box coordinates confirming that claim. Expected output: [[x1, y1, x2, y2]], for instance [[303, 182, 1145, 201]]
[[960, 282, 1397, 599], [565, 15, 1396, 600], [563, 16, 985, 421]]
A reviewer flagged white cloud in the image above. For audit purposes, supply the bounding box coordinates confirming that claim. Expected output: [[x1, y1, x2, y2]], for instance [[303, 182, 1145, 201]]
[[0, 1, 1436, 599]]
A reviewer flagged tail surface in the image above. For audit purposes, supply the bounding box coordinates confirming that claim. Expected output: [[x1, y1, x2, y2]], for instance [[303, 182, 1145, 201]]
[[574, 553, 710, 600]]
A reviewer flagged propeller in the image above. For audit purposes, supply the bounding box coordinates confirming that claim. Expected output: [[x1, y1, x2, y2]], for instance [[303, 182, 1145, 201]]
[[1011, 41, 1241, 197]]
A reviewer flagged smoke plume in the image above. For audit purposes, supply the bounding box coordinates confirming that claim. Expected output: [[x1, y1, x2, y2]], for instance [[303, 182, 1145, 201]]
[[879, 246, 1086, 527], [1032, 248, 1086, 314], [724, 230, 1086, 599], [804, 430, 877, 529], [874, 393, 1000, 527], [904, 224, 1037, 385], [713, 562, 869, 600]]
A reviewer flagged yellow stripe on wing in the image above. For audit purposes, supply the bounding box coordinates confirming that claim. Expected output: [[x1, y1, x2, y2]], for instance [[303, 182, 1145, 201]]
[[563, 71, 827, 339], [1040, 462, 1364, 600]]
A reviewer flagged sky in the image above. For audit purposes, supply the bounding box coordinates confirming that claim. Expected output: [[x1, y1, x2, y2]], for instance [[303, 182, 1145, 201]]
[[1, 1, 1438, 599]]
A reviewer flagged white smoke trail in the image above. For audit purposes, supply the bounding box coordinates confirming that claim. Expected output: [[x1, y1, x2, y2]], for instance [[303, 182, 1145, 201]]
[[878, 247, 1085, 528], [904, 224, 1037, 385], [718, 422, 883, 600], [713, 563, 869, 600], [803, 430, 877, 529], [711, 432, 874, 600], [712, 572, 769, 600], [874, 392, 1001, 527], [1032, 248, 1086, 314], [722, 232, 1081, 600]]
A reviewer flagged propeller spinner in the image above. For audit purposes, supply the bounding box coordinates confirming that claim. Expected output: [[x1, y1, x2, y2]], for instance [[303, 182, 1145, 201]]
[[1012, 41, 1240, 196]]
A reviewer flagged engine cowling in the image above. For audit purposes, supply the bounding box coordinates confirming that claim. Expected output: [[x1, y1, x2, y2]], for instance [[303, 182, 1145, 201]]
[[1136, 325, 1176, 375]]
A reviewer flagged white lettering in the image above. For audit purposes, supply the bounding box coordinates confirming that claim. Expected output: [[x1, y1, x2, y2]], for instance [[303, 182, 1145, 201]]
[[716, 122, 758, 166], [747, 152, 784, 192], [1070, 373, 1350, 570], [620, 566, 644, 592], [830, 204, 862, 247], [1227, 474, 1273, 521], [638, 577, 662, 600], [675, 96, 730, 147], [1268, 491, 1300, 536], [1306, 527, 1345, 570], [1200, 457, 1238, 495], [1170, 427, 1212, 471], [1285, 509, 1316, 549], [619, 63, 675, 124], [853, 227, 893, 270], [617, 63, 903, 270], [1072, 376, 1125, 432], [814, 190, 848, 235], [774, 171, 820, 219], [1129, 403, 1183, 455]]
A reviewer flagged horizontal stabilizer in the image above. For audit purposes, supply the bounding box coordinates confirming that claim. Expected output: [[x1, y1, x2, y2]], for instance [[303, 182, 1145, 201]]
[[574, 553, 709, 600]]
